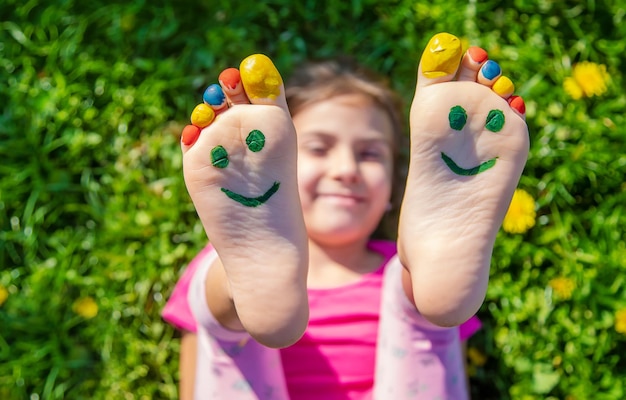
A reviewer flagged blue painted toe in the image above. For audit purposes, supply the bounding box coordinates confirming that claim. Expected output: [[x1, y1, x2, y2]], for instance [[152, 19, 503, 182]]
[[203, 84, 226, 106], [481, 60, 501, 80]]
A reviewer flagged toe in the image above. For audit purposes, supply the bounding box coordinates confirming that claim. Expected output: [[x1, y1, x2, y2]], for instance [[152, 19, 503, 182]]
[[457, 46, 488, 81], [181, 124, 201, 147], [182, 84, 221, 149], [239, 54, 288, 109], [181, 103, 215, 149], [492, 75, 515, 99], [508, 95, 526, 118], [203, 83, 228, 114], [418, 32, 463, 86], [219, 68, 250, 105], [190, 103, 215, 128], [477, 60, 502, 86]]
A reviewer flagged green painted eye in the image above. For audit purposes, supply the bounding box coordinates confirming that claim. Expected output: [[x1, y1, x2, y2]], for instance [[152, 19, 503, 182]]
[[485, 109, 505, 132], [246, 129, 265, 152], [211, 145, 229, 168], [449, 105, 467, 131]]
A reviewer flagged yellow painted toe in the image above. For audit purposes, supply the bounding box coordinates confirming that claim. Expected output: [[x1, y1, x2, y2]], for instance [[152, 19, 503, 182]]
[[421, 33, 463, 78], [190, 103, 215, 128], [240, 54, 283, 100], [493, 76, 515, 98]]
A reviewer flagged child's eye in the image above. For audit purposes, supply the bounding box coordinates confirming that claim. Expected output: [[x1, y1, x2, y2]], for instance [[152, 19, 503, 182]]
[[359, 149, 383, 160], [304, 143, 328, 155]]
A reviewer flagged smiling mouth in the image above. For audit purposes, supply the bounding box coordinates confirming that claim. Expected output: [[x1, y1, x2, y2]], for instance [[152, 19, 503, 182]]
[[320, 193, 364, 203], [441, 152, 497, 176], [221, 181, 280, 207]]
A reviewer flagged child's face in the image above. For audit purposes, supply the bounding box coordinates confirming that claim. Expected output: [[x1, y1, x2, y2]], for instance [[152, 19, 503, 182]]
[[293, 94, 394, 246]]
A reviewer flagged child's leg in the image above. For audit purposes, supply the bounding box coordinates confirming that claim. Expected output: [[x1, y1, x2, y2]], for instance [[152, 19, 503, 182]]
[[181, 55, 309, 348], [374, 259, 468, 399], [398, 33, 529, 326]]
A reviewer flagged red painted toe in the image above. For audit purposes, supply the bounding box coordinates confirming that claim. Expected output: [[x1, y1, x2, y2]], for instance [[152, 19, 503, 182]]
[[181, 124, 201, 146], [508, 95, 526, 115], [468, 47, 488, 64], [219, 68, 241, 90]]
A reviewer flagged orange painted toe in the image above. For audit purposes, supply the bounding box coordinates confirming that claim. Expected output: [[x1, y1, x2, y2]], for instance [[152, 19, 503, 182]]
[[468, 47, 488, 64], [181, 124, 201, 146], [508, 95, 526, 115], [219, 68, 241, 90]]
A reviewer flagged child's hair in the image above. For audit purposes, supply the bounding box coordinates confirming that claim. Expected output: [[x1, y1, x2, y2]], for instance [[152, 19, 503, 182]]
[[285, 57, 408, 239]]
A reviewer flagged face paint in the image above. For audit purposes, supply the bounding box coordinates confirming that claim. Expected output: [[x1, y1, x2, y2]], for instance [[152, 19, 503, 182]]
[[421, 33, 463, 78], [442, 107, 505, 176], [221, 182, 280, 208], [245, 130, 265, 152], [449, 105, 468, 131], [441, 152, 497, 176], [239, 54, 282, 100], [210, 129, 279, 207], [211, 145, 229, 168], [485, 109, 505, 132]]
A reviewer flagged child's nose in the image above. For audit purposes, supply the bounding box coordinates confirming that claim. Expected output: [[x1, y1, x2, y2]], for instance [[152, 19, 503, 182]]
[[330, 149, 360, 183]]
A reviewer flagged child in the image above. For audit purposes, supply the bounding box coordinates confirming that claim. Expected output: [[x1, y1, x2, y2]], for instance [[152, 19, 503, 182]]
[[163, 32, 529, 399]]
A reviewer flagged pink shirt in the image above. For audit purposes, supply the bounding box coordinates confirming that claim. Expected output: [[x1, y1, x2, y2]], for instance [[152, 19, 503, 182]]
[[280, 241, 392, 399], [162, 245, 214, 333], [162, 241, 481, 399]]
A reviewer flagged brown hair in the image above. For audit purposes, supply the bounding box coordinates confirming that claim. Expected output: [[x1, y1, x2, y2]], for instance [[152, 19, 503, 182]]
[[285, 57, 408, 239]]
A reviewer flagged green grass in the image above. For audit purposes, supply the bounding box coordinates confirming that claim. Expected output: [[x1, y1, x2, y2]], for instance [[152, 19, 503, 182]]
[[1, 0, 625, 398]]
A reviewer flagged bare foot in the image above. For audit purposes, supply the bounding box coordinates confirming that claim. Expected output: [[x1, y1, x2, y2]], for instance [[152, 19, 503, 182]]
[[398, 33, 529, 326], [181, 55, 309, 347]]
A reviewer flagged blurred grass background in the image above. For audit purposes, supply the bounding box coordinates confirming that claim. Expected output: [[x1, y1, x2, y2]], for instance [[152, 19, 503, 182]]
[[1, 0, 625, 399]]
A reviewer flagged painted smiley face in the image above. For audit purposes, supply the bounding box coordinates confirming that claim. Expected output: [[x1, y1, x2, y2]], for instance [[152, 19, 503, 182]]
[[210, 129, 280, 207], [441, 105, 504, 176]]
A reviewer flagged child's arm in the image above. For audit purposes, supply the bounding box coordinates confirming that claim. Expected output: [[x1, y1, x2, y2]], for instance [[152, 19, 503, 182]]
[[179, 331, 198, 400], [203, 258, 245, 331]]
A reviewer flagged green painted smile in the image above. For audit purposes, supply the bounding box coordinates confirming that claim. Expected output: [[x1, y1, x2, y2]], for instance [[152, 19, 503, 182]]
[[441, 152, 497, 176], [443, 105, 504, 176], [210, 129, 280, 207], [221, 181, 280, 208]]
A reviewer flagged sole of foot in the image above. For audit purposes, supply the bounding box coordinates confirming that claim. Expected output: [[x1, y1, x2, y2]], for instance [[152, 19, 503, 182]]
[[398, 33, 530, 326], [181, 55, 309, 347]]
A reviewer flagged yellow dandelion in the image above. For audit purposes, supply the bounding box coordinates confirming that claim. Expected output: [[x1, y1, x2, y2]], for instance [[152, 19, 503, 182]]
[[563, 77, 583, 100], [0, 285, 8, 306], [73, 296, 98, 319], [502, 189, 536, 234], [616, 308, 626, 335], [563, 61, 609, 99], [549, 277, 575, 300]]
